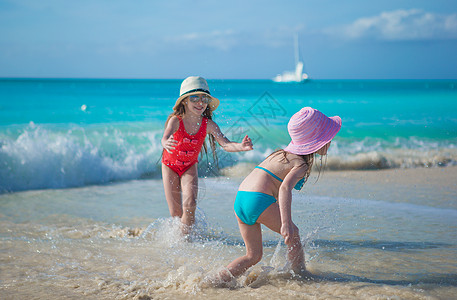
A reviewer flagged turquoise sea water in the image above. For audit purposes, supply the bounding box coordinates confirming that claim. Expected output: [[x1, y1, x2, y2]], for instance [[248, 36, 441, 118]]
[[1, 78, 457, 192]]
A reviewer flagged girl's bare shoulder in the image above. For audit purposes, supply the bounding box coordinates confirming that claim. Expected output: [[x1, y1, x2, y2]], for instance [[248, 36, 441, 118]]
[[206, 118, 217, 127], [205, 119, 221, 134], [168, 115, 179, 122], [167, 115, 180, 130], [275, 151, 308, 173]]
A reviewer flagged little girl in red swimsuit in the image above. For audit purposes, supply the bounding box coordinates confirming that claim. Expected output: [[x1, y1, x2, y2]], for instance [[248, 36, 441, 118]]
[[161, 76, 253, 234]]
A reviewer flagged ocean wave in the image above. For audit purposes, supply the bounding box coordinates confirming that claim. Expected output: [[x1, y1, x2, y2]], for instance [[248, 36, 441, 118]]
[[1, 124, 457, 192], [325, 149, 457, 170], [0, 123, 164, 193]]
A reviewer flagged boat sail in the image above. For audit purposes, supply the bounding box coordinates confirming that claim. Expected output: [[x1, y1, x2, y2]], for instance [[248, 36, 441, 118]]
[[272, 34, 309, 82]]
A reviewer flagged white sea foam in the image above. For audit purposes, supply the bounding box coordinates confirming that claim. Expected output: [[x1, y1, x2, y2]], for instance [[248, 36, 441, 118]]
[[0, 124, 163, 192], [1, 124, 456, 192]]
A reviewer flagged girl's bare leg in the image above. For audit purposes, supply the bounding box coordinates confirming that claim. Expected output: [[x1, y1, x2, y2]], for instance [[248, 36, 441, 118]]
[[180, 164, 198, 234], [221, 216, 263, 281], [162, 164, 182, 218], [257, 203, 306, 273]]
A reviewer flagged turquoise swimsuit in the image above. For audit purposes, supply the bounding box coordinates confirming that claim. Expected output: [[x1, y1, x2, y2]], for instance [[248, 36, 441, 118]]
[[234, 191, 277, 225], [234, 166, 305, 225]]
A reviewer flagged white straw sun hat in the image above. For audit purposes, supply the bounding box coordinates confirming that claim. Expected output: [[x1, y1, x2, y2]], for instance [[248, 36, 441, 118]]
[[173, 76, 220, 111]]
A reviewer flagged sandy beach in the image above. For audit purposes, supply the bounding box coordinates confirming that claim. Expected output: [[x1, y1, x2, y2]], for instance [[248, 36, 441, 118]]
[[1, 165, 457, 299]]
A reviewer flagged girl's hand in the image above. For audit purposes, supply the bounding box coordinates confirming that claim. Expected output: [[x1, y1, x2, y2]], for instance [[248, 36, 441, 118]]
[[280, 222, 295, 245], [241, 135, 253, 151], [163, 135, 178, 153]]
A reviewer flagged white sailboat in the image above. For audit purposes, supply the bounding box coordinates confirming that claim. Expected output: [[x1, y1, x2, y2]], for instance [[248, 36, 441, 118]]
[[272, 34, 309, 83]]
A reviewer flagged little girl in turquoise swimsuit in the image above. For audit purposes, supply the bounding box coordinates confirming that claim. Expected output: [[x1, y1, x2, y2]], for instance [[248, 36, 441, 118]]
[[218, 107, 342, 281]]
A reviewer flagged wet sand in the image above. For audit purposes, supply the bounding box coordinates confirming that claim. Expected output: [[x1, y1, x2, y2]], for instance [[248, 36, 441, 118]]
[[1, 166, 456, 299]]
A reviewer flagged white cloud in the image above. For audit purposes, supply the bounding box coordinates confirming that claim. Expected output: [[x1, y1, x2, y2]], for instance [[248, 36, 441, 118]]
[[165, 25, 306, 51], [326, 9, 457, 41], [166, 30, 238, 51]]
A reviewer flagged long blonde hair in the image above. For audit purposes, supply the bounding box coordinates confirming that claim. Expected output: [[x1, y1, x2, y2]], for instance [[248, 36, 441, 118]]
[[164, 98, 219, 166]]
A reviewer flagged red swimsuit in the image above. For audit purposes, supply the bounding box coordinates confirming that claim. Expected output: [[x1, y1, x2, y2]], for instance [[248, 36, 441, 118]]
[[162, 116, 208, 177]]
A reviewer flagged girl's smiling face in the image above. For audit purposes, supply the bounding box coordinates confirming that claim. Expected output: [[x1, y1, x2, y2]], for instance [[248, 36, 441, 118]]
[[184, 94, 209, 115]]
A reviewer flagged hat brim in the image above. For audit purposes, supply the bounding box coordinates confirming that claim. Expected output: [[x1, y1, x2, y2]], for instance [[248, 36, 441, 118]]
[[173, 91, 220, 111], [284, 116, 342, 155]]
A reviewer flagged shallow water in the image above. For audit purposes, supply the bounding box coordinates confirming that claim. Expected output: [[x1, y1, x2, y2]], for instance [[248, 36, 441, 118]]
[[1, 177, 456, 299]]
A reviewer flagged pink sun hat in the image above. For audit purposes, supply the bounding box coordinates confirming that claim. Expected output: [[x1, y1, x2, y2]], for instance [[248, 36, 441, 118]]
[[284, 107, 342, 155]]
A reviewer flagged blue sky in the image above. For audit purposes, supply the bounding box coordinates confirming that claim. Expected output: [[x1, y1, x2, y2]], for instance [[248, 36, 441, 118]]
[[1, 0, 457, 79]]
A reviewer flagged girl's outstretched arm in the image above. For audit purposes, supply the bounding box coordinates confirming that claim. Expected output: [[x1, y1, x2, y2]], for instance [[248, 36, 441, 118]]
[[207, 120, 253, 152]]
